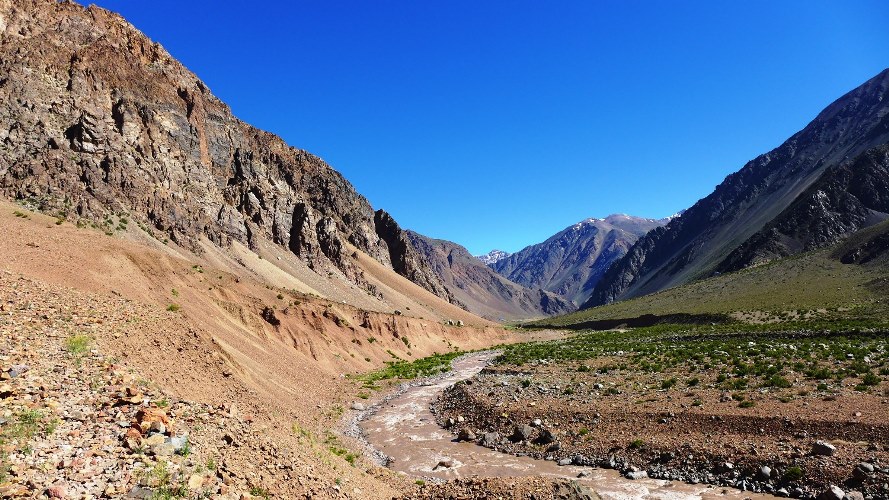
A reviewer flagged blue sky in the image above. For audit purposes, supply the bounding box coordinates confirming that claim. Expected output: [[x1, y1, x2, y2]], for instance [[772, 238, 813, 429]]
[[92, 1, 889, 255]]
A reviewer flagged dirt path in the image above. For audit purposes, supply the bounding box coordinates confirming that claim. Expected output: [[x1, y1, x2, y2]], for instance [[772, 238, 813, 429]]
[[359, 352, 777, 499]]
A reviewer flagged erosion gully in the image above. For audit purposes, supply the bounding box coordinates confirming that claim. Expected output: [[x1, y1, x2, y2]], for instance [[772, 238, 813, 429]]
[[359, 351, 777, 499]]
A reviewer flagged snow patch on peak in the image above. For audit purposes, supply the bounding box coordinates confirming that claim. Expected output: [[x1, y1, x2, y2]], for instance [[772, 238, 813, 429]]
[[476, 249, 511, 265]]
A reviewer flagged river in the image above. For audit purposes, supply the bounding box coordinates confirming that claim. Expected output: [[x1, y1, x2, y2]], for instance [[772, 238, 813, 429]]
[[358, 351, 777, 499]]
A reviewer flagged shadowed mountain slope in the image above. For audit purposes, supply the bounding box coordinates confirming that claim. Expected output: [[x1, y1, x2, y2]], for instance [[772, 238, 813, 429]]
[[407, 231, 576, 321], [586, 69, 889, 308], [492, 214, 666, 305]]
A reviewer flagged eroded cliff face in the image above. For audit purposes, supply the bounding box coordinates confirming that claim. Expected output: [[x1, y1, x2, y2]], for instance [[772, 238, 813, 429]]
[[0, 0, 451, 300], [374, 209, 461, 307]]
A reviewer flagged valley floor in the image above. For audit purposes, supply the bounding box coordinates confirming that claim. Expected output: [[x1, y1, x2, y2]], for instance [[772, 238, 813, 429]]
[[434, 329, 889, 499]]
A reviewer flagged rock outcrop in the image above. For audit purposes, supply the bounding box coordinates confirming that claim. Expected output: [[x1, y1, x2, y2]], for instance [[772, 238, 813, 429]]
[[0, 0, 449, 300], [373, 209, 461, 306], [717, 144, 889, 271]]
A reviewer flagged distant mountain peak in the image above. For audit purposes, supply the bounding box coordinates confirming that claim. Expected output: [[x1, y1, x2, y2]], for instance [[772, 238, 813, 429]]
[[490, 213, 667, 305], [476, 249, 511, 265]]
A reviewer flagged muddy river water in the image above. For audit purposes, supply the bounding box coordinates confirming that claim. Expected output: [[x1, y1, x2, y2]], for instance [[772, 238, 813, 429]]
[[359, 352, 778, 499]]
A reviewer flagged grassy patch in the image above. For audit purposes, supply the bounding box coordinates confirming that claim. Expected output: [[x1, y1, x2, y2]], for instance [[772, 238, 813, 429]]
[[354, 350, 467, 389], [65, 334, 92, 356]]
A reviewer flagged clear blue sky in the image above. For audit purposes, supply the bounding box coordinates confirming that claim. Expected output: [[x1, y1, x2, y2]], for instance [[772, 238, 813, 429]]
[[91, 0, 889, 255]]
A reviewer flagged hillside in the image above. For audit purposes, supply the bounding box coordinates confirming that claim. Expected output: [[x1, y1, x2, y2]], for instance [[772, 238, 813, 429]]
[[492, 214, 665, 305], [406, 231, 575, 321], [0, 0, 458, 311], [586, 69, 889, 307]]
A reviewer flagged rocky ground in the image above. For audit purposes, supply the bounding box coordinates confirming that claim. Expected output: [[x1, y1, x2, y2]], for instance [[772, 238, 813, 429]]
[[433, 360, 889, 500], [0, 271, 390, 499]]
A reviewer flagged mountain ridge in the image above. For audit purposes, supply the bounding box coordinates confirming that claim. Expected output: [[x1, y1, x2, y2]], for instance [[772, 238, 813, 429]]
[[407, 231, 575, 321], [585, 68, 889, 308], [492, 214, 667, 305], [0, 0, 459, 309]]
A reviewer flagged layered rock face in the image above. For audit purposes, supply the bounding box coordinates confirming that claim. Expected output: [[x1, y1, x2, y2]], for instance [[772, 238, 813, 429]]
[[586, 69, 889, 307], [0, 0, 448, 299], [406, 232, 575, 321], [492, 215, 665, 305]]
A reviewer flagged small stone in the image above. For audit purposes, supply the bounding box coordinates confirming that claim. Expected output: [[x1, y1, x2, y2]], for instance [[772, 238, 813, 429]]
[[511, 424, 533, 442], [479, 432, 500, 448], [435, 458, 454, 469], [149, 420, 166, 435], [532, 418, 542, 427], [816, 485, 844, 500], [456, 415, 465, 423], [625, 471, 648, 480], [143, 434, 165, 447], [759, 466, 772, 480], [350, 402, 365, 411], [456, 428, 476, 441], [188, 474, 205, 490], [151, 442, 175, 457], [811, 440, 836, 456], [857, 462, 875, 474], [169, 435, 188, 452], [7, 364, 29, 378], [558, 458, 573, 466], [535, 428, 555, 445], [46, 484, 67, 499]]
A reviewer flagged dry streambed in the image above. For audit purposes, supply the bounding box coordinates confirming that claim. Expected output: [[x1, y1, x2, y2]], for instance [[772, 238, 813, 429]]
[[357, 351, 776, 499]]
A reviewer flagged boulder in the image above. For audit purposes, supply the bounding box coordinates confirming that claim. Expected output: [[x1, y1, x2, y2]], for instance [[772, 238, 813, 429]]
[[535, 428, 556, 445], [511, 424, 534, 442], [758, 465, 772, 480]]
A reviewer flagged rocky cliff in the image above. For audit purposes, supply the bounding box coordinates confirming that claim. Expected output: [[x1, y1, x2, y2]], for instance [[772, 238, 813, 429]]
[[406, 231, 575, 321], [586, 68, 889, 307], [0, 0, 451, 301], [492, 215, 665, 305]]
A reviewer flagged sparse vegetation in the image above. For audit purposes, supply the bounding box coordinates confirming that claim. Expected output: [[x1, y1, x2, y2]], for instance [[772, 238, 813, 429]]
[[355, 350, 467, 389], [65, 334, 92, 356]]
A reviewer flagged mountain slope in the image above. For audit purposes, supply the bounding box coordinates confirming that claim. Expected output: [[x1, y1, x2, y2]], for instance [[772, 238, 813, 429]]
[[717, 144, 889, 271], [492, 214, 666, 305], [586, 68, 889, 307], [0, 0, 452, 307], [406, 231, 576, 321], [536, 220, 889, 329]]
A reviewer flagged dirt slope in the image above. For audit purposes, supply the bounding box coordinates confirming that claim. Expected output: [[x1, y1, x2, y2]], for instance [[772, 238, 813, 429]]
[[0, 200, 518, 498]]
